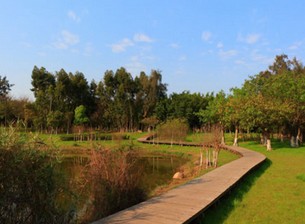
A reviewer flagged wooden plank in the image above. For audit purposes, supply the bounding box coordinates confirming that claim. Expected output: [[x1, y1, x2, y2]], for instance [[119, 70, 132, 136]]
[[92, 143, 266, 224]]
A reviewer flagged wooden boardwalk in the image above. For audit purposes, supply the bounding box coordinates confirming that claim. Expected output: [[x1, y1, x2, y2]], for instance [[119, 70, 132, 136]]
[[93, 140, 266, 224]]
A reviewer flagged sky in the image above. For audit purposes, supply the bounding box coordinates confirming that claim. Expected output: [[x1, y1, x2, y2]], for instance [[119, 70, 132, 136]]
[[1, 0, 305, 99]]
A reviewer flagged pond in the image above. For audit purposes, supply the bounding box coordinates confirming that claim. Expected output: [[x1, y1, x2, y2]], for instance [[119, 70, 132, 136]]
[[55, 152, 189, 221]]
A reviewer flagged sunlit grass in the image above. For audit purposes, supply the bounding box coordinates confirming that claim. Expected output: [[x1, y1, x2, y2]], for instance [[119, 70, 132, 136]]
[[199, 140, 305, 224]]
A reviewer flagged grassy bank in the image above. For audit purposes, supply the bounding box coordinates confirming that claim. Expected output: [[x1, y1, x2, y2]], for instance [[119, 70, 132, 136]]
[[200, 140, 305, 224], [38, 132, 239, 196]]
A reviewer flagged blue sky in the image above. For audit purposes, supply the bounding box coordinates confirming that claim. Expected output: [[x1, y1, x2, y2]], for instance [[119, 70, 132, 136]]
[[1, 1, 305, 99]]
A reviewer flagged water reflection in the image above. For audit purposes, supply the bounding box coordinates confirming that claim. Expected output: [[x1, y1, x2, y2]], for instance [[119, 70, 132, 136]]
[[56, 153, 188, 220]]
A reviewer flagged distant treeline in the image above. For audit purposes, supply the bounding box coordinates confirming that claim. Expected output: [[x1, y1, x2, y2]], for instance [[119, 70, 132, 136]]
[[1, 54, 305, 149], [1, 66, 213, 132]]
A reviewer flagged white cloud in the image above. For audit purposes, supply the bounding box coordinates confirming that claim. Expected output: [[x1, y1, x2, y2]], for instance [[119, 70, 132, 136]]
[[202, 31, 212, 42], [217, 42, 223, 48], [235, 59, 245, 65], [219, 49, 238, 58], [288, 41, 302, 50], [125, 56, 146, 74], [53, 30, 79, 49], [62, 30, 79, 45], [179, 55, 187, 61], [251, 50, 273, 64], [111, 38, 134, 53], [170, 43, 180, 49], [246, 34, 261, 44], [133, 33, 154, 43], [111, 33, 153, 53], [68, 10, 80, 22], [238, 33, 261, 44]]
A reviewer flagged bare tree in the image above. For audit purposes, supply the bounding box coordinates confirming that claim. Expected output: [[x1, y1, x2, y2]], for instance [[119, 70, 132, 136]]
[[79, 146, 146, 222], [201, 124, 222, 168]]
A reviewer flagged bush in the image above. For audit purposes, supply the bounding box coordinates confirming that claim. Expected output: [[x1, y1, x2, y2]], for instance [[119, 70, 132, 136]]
[[157, 118, 189, 142], [0, 127, 74, 224], [79, 145, 146, 222], [59, 133, 129, 141]]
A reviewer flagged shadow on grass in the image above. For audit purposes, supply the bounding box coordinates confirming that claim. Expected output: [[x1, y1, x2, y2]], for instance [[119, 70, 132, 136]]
[[241, 139, 293, 150], [270, 139, 291, 150], [191, 158, 272, 224]]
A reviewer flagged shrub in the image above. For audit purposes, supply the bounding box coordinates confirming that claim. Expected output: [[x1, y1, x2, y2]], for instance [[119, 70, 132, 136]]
[[156, 118, 189, 142], [79, 145, 146, 222], [59, 133, 129, 142], [0, 127, 74, 224]]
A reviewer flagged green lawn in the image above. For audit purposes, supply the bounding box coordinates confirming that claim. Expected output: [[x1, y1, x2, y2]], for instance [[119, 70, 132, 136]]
[[200, 140, 305, 224]]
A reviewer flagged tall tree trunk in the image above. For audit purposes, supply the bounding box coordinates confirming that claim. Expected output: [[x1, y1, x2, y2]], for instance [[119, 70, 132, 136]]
[[200, 148, 203, 167], [266, 132, 272, 151], [221, 126, 225, 145], [297, 127, 302, 146], [233, 126, 238, 146], [291, 136, 296, 147], [266, 139, 272, 151], [261, 131, 267, 145]]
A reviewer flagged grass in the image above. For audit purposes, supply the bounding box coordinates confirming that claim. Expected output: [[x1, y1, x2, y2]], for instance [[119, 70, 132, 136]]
[[198, 139, 305, 224]]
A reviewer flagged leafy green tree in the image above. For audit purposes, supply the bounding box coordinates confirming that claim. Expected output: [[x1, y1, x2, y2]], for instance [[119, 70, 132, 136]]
[[69, 71, 94, 114], [166, 91, 209, 129], [0, 76, 13, 97], [141, 116, 159, 132], [113, 67, 136, 131], [31, 66, 56, 130], [0, 97, 30, 126], [74, 105, 90, 126], [54, 69, 74, 133], [238, 55, 295, 150], [47, 110, 64, 134], [0, 76, 14, 125], [136, 70, 167, 130], [157, 118, 189, 145], [197, 91, 228, 144], [227, 88, 248, 146]]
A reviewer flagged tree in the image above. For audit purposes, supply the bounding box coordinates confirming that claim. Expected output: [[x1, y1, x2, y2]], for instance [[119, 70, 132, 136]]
[[0, 76, 13, 98], [74, 105, 89, 126], [201, 124, 222, 168], [31, 66, 56, 130], [140, 70, 167, 119], [47, 110, 64, 134], [239, 55, 296, 150], [166, 91, 209, 129], [227, 88, 248, 146], [0, 76, 14, 125], [156, 118, 189, 146], [54, 69, 74, 133], [0, 97, 30, 126], [197, 91, 228, 144], [141, 116, 159, 132]]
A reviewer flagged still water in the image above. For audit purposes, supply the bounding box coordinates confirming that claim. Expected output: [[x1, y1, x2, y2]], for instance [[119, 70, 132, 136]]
[[55, 153, 188, 219]]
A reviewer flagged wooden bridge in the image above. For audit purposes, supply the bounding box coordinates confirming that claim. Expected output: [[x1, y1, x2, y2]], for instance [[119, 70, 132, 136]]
[[93, 138, 266, 224]]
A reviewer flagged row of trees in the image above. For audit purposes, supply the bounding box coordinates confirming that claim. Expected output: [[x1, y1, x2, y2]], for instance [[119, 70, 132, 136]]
[[1, 54, 305, 149], [1, 67, 168, 132], [1, 67, 214, 132], [197, 54, 305, 150]]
